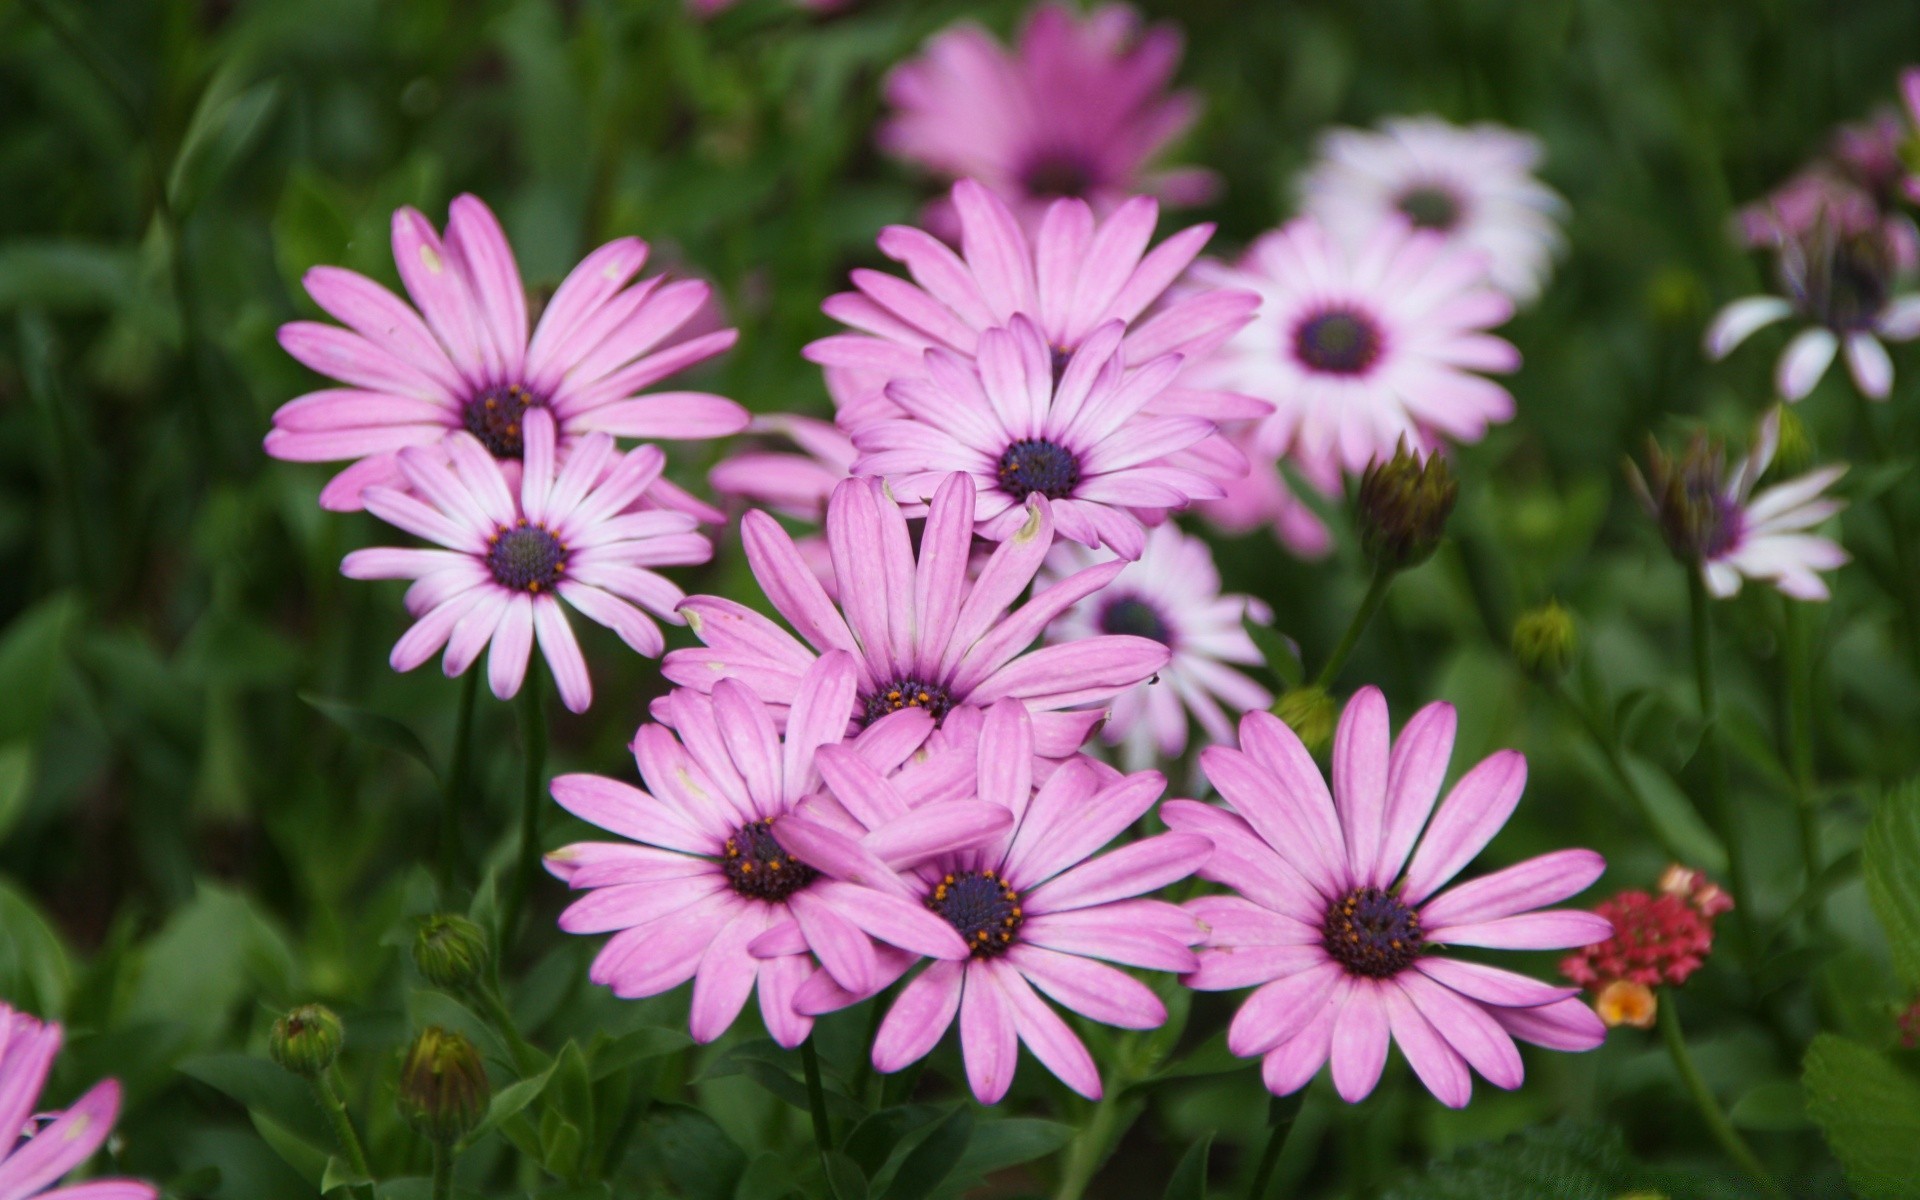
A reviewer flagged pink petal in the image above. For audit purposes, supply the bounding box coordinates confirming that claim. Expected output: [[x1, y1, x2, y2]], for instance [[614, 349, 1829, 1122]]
[[1333, 687, 1391, 884], [1412, 957, 1579, 1009], [1418, 849, 1606, 928], [992, 960, 1102, 1100], [959, 963, 1021, 1104], [813, 879, 969, 960], [1373, 700, 1455, 887], [1009, 946, 1166, 1030], [1329, 983, 1392, 1103], [1427, 909, 1614, 950], [1398, 970, 1524, 1090], [1023, 833, 1210, 914], [873, 961, 964, 1072], [1226, 960, 1342, 1056], [1488, 996, 1607, 1052], [1401, 750, 1527, 905]]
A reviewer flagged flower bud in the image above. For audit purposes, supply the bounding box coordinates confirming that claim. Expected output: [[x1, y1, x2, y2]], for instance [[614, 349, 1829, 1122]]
[[1511, 601, 1576, 679], [1594, 980, 1657, 1029], [269, 1004, 344, 1078], [1767, 403, 1815, 480], [1355, 442, 1457, 572], [1273, 687, 1337, 756], [1626, 434, 1735, 565], [411, 915, 491, 992], [398, 1027, 491, 1145]]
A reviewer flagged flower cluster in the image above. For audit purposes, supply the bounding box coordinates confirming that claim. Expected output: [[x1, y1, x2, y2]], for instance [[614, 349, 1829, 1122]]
[[1561, 867, 1735, 1030]]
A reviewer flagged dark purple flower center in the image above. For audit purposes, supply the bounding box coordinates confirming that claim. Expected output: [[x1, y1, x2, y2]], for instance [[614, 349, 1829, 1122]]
[[1099, 595, 1173, 645], [1293, 308, 1384, 376], [928, 869, 1023, 958], [1322, 886, 1425, 978], [1023, 153, 1098, 200], [486, 522, 567, 593], [997, 438, 1082, 501], [1687, 478, 1746, 560], [861, 678, 955, 727], [722, 819, 817, 903], [464, 382, 543, 458], [1395, 183, 1465, 232]]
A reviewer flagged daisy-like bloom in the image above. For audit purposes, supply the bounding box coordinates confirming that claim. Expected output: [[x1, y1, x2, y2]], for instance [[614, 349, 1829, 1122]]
[[1189, 218, 1519, 478], [1707, 208, 1920, 400], [344, 410, 711, 713], [854, 317, 1223, 559], [879, 4, 1216, 237], [1166, 690, 1612, 1108], [548, 654, 1004, 1047], [1629, 409, 1848, 601], [1298, 116, 1566, 304], [806, 181, 1260, 429], [769, 699, 1211, 1103], [1039, 522, 1273, 767], [665, 472, 1169, 758], [267, 194, 747, 511], [0, 1004, 156, 1200]]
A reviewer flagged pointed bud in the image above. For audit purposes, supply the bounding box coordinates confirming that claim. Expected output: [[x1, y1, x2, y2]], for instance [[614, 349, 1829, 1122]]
[[1625, 434, 1737, 565], [1355, 442, 1457, 572], [397, 1027, 491, 1145], [1511, 601, 1576, 679], [1273, 686, 1337, 756], [412, 915, 490, 992], [269, 1004, 344, 1078]]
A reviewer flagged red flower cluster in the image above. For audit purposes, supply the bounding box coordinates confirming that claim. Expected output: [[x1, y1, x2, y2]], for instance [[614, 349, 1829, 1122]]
[[1561, 867, 1733, 991]]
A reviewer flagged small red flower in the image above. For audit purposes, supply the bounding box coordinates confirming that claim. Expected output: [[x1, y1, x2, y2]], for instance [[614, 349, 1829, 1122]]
[[1561, 875, 1730, 992]]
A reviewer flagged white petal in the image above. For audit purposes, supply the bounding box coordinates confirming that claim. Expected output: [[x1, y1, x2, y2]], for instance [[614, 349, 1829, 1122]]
[[1704, 296, 1791, 359], [1844, 333, 1894, 399], [1776, 327, 1838, 400]]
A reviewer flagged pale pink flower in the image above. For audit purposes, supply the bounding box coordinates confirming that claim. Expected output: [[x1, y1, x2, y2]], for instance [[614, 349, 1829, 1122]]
[[1299, 116, 1567, 304], [1189, 218, 1519, 478], [663, 472, 1170, 758], [1040, 522, 1273, 767], [767, 699, 1211, 1103], [0, 1004, 155, 1200], [548, 654, 1004, 1047], [268, 194, 746, 511], [1167, 690, 1611, 1107], [880, 4, 1216, 236], [344, 410, 710, 713], [1194, 423, 1334, 559]]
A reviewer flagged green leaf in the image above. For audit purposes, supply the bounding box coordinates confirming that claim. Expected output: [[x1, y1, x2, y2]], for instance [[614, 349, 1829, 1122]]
[[0, 593, 77, 742], [1617, 752, 1727, 875], [590, 1025, 694, 1080], [823, 1151, 869, 1200], [1865, 779, 1920, 988], [252, 1111, 330, 1187], [320, 1156, 373, 1195], [880, 1104, 972, 1200], [647, 1104, 747, 1200], [843, 1105, 943, 1179], [1146, 1032, 1242, 1082], [0, 242, 142, 314], [301, 693, 438, 777], [733, 1152, 799, 1200], [0, 880, 71, 1013], [1380, 1122, 1638, 1200], [177, 1054, 337, 1150], [1243, 615, 1303, 688], [1803, 1033, 1920, 1198], [462, 1054, 561, 1146], [0, 742, 36, 844], [1729, 1079, 1808, 1132], [131, 887, 297, 1047], [1161, 1132, 1212, 1200], [947, 1118, 1075, 1179], [169, 74, 284, 213]]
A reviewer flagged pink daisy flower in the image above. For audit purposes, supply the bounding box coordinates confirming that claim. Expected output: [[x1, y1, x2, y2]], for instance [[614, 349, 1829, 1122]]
[[852, 316, 1224, 559], [1298, 116, 1567, 305], [879, 4, 1217, 237], [267, 194, 747, 511], [806, 181, 1260, 429], [547, 654, 1003, 1048], [1165, 689, 1612, 1108], [0, 1003, 155, 1200], [1039, 522, 1274, 767], [343, 409, 711, 713], [769, 699, 1212, 1103], [663, 472, 1170, 758], [1189, 218, 1520, 478]]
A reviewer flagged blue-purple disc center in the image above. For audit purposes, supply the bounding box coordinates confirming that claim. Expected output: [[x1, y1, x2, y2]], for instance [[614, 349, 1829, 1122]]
[[998, 438, 1082, 501], [723, 819, 816, 903], [861, 678, 955, 727], [464, 382, 543, 458], [1396, 183, 1465, 232], [1099, 595, 1174, 646], [487, 523, 567, 593], [1322, 885, 1425, 978], [929, 869, 1024, 959], [1294, 308, 1384, 376]]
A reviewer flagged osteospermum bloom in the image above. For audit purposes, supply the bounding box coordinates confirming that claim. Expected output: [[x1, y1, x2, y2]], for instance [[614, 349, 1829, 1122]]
[[854, 317, 1223, 558], [806, 181, 1260, 428], [1166, 690, 1611, 1108], [880, 4, 1216, 236], [267, 193, 746, 511], [0, 1003, 155, 1199], [1629, 409, 1848, 601], [1299, 116, 1566, 304], [1189, 218, 1519, 477], [547, 654, 1003, 1047], [1039, 522, 1273, 766], [664, 472, 1170, 757], [344, 410, 710, 712], [771, 700, 1210, 1103]]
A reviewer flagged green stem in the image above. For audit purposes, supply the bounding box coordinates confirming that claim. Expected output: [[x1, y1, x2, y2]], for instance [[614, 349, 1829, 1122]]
[[1685, 570, 1756, 959], [1244, 1091, 1306, 1200], [1312, 567, 1395, 689], [1658, 992, 1783, 1197], [431, 1142, 453, 1200], [1781, 600, 1827, 935], [502, 665, 548, 947], [440, 669, 481, 901], [799, 1039, 833, 1159], [476, 980, 542, 1079], [1053, 1086, 1123, 1200], [312, 1071, 373, 1184], [1549, 680, 1692, 864]]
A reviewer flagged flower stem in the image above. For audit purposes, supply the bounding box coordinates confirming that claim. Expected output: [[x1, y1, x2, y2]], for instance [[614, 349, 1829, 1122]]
[[502, 665, 548, 947], [1052, 1082, 1125, 1200], [440, 669, 481, 901], [1313, 566, 1395, 689], [1658, 991, 1782, 1197], [1685, 570, 1755, 959], [1781, 599, 1827, 935], [1245, 1090, 1306, 1200], [799, 1039, 833, 1159], [312, 1071, 373, 1185], [431, 1142, 453, 1200], [476, 977, 542, 1079]]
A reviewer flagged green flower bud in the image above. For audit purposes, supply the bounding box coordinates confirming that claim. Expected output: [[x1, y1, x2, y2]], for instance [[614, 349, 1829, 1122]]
[[1273, 686, 1337, 756], [411, 914, 490, 991], [269, 1004, 344, 1078], [1511, 601, 1577, 679], [397, 1027, 491, 1145], [1356, 442, 1458, 572], [1766, 403, 1814, 481]]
